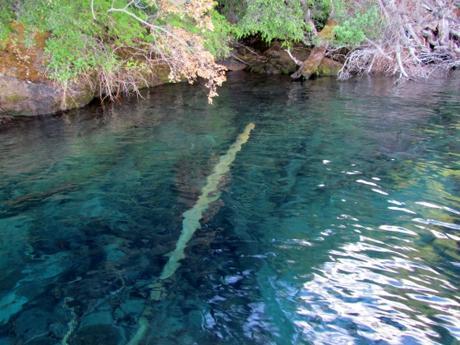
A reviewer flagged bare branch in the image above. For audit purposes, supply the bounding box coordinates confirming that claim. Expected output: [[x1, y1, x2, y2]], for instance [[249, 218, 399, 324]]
[[91, 0, 96, 20], [284, 49, 303, 66]]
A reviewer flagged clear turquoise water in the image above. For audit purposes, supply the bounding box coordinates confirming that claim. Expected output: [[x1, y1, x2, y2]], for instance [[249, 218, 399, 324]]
[[0, 73, 459, 345]]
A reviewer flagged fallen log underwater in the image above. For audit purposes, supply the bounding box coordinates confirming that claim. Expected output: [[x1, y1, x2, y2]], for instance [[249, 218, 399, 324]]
[[127, 122, 256, 345]]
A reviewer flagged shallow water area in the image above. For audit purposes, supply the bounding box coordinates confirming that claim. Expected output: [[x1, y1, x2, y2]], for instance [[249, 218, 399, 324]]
[[0, 73, 459, 345]]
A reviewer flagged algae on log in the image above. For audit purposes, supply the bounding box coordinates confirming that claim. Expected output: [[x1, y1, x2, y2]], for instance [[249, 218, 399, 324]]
[[160, 122, 256, 280]]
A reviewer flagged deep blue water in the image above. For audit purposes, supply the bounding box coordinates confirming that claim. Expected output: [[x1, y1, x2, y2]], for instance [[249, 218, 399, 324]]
[[0, 73, 459, 345]]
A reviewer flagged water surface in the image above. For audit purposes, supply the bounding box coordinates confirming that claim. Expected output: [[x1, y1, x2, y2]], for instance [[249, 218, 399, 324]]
[[0, 73, 459, 345]]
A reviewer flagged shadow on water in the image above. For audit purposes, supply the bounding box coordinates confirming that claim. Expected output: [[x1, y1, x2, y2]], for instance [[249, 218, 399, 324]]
[[0, 72, 459, 344]]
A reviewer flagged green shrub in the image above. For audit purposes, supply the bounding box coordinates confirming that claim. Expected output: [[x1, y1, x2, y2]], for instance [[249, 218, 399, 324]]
[[1, 0, 228, 84], [0, 1, 14, 44], [332, 2, 383, 47], [14, 0, 151, 81], [204, 10, 234, 59], [232, 0, 308, 43], [161, 9, 233, 59], [307, 0, 332, 30]]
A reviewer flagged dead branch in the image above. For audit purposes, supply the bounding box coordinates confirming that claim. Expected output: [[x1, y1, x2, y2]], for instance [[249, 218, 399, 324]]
[[339, 0, 460, 80], [284, 49, 303, 66]]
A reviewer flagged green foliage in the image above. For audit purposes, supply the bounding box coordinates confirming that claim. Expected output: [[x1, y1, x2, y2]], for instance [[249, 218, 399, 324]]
[[307, 0, 331, 30], [204, 11, 233, 59], [232, 0, 308, 43], [217, 0, 335, 43], [2, 0, 224, 83], [332, 2, 382, 46], [0, 1, 14, 44], [158, 9, 233, 59], [0, 0, 387, 86], [216, 0, 382, 47], [216, 0, 247, 23], [14, 0, 151, 81]]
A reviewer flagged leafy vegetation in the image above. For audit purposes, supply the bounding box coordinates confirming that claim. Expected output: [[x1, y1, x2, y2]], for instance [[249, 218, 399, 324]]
[[0, 0, 458, 105], [17, 0, 141, 82], [332, 1, 382, 47], [218, 0, 334, 43], [0, 0, 14, 44], [0, 0, 228, 101], [0, 0, 384, 89], [232, 0, 308, 43]]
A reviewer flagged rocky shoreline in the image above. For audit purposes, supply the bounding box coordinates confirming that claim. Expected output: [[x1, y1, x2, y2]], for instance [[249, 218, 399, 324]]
[[0, 46, 342, 118], [0, 20, 343, 118], [0, 24, 173, 118]]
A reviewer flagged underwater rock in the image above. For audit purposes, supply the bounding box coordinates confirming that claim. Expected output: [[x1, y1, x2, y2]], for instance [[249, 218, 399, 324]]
[[24, 252, 73, 281], [71, 325, 123, 345], [103, 241, 127, 264], [49, 322, 68, 338], [114, 298, 146, 324], [14, 308, 52, 343], [0, 337, 14, 345], [79, 197, 105, 219], [0, 251, 74, 326], [0, 291, 28, 326], [80, 310, 113, 328], [119, 299, 145, 316], [73, 308, 125, 345]]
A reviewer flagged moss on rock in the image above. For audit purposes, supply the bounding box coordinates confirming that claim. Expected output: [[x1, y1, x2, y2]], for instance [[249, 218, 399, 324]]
[[316, 58, 342, 77]]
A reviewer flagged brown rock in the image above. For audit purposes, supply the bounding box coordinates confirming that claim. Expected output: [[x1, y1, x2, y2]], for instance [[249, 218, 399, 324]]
[[0, 22, 95, 116], [0, 22, 49, 83], [0, 22, 172, 116], [0, 75, 95, 116], [219, 57, 247, 71], [0, 64, 172, 116], [316, 58, 342, 77], [241, 42, 311, 75]]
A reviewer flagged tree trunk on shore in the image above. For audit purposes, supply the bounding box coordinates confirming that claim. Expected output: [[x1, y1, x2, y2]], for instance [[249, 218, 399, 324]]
[[290, 20, 337, 80]]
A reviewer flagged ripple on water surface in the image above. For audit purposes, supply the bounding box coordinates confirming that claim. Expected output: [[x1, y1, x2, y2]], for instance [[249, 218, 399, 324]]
[[0, 74, 459, 344]]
